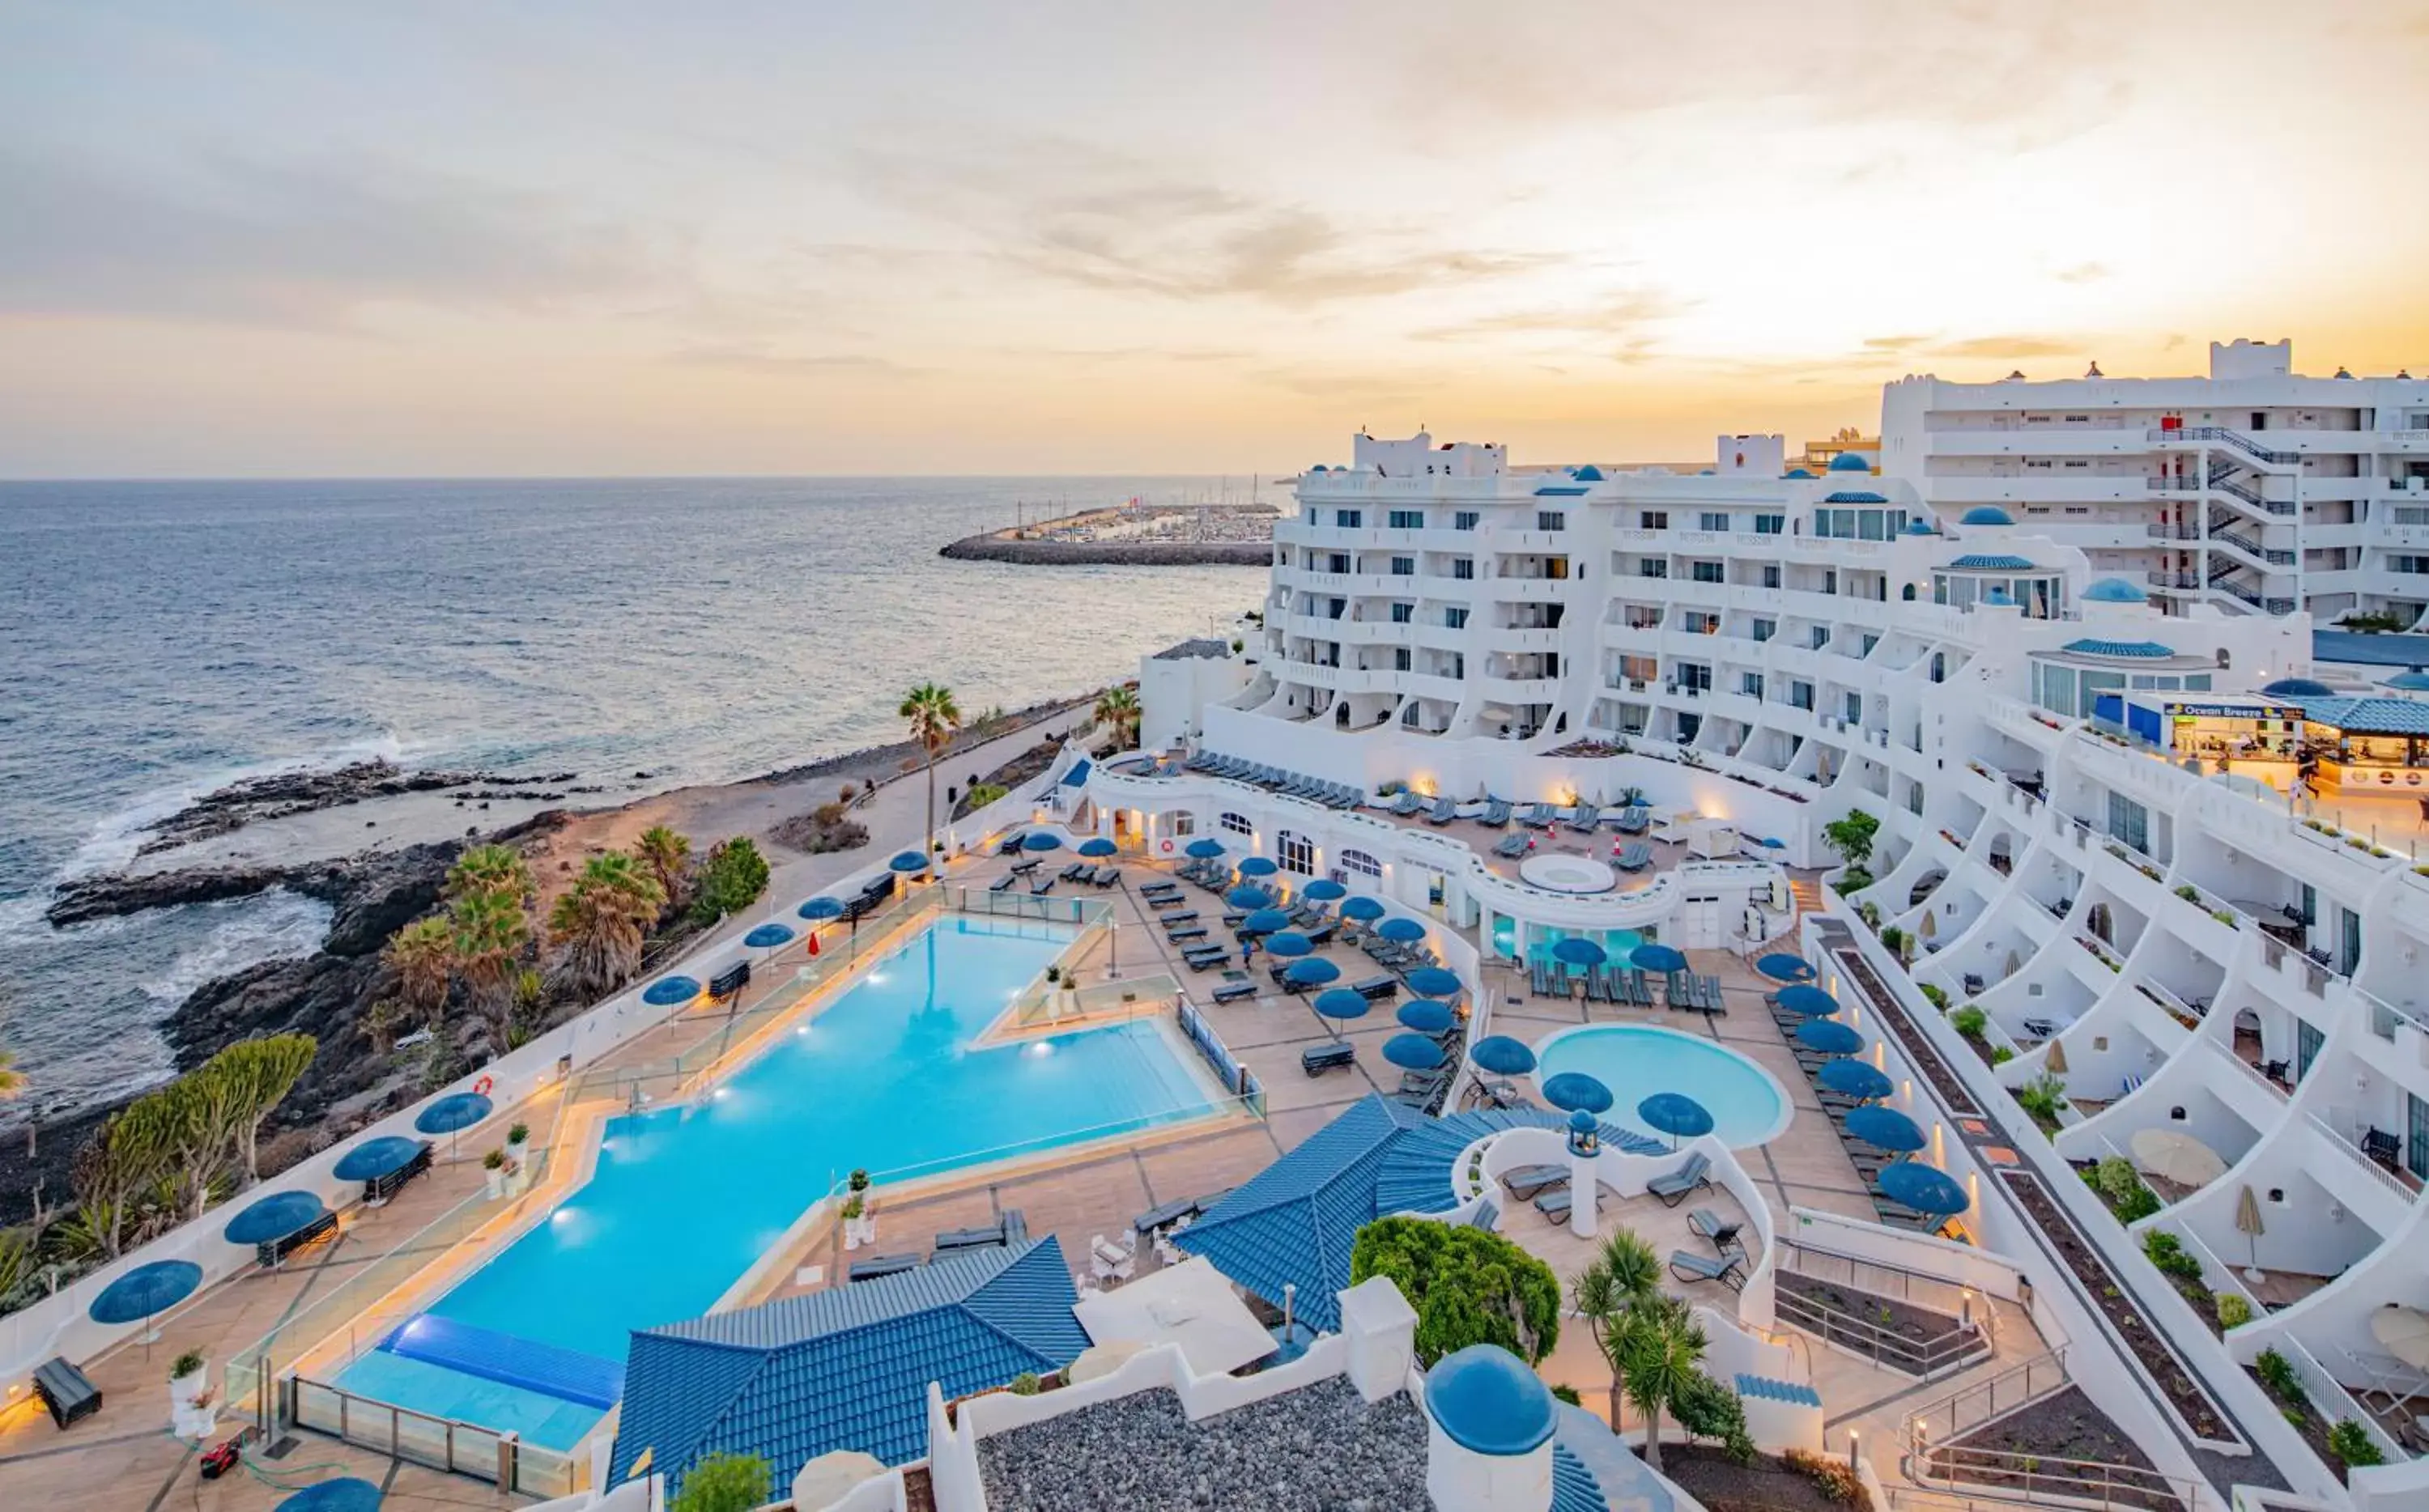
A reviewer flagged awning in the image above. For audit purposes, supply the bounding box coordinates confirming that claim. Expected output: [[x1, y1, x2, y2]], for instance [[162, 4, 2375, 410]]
[[1071, 1256, 1275, 1377]]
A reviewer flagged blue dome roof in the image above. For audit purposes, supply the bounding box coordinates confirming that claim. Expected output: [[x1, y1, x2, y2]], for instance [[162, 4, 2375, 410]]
[[1901, 519, 1936, 536], [1568, 1108, 1597, 1135], [1828, 451, 1874, 472], [1572, 465, 1605, 481], [1308, 464, 1327, 472], [1426, 1344, 1557, 1456], [2082, 577, 2147, 603], [1958, 505, 2014, 526], [2262, 677, 2335, 698], [1982, 588, 2015, 606], [1784, 467, 1816, 478]]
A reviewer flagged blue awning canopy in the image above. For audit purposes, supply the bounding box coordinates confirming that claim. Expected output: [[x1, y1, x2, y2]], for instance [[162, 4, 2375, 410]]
[[1637, 1093, 1713, 1141], [1283, 958, 1340, 986], [1845, 1105, 1926, 1153], [1185, 838, 1227, 859], [1756, 953, 1814, 983], [1020, 830, 1064, 852], [1551, 937, 1606, 967], [1384, 1034, 1446, 1071], [1796, 1019, 1863, 1055], [1341, 896, 1386, 921], [1240, 908, 1292, 935], [1263, 931, 1314, 958], [1078, 837, 1119, 857], [1237, 856, 1279, 877], [1948, 552, 2036, 571], [1775, 984, 1839, 1017], [888, 850, 931, 873], [798, 896, 845, 920], [1397, 1000, 1455, 1034], [1312, 988, 1371, 1022], [1302, 878, 1347, 901], [1377, 917, 1427, 944], [1630, 942, 1687, 975], [1819, 1059, 1894, 1101], [2061, 638, 2175, 660]]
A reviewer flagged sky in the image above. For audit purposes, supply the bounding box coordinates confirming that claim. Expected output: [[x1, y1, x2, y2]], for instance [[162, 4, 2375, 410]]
[[5, 0, 2429, 478]]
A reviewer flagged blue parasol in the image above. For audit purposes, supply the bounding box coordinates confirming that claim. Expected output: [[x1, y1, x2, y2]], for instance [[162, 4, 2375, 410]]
[[1630, 942, 1687, 975], [274, 1480, 385, 1512], [1312, 987, 1371, 1023], [642, 975, 700, 1007], [1405, 966, 1462, 999], [1384, 1034, 1447, 1072], [1551, 937, 1607, 968], [1397, 1000, 1455, 1034], [888, 849, 932, 873], [1078, 837, 1119, 857], [223, 1189, 329, 1247], [1227, 885, 1273, 910], [1470, 1034, 1537, 1076], [334, 1135, 428, 1183], [1303, 879, 1347, 901], [1263, 931, 1314, 958], [89, 1259, 202, 1329], [1021, 830, 1064, 852], [1341, 896, 1387, 922], [1542, 1072, 1614, 1115], [1844, 1105, 1927, 1153], [743, 923, 795, 949], [1376, 917, 1427, 943], [1283, 957, 1340, 987], [1877, 1160, 1968, 1217], [1185, 838, 1227, 859], [1797, 1019, 1863, 1055], [1819, 1059, 1894, 1101], [1237, 856, 1279, 877], [1637, 1092, 1713, 1149], [798, 896, 845, 920], [1775, 984, 1840, 1018], [415, 1091, 492, 1136], [1240, 908, 1292, 935], [1756, 953, 1816, 983]]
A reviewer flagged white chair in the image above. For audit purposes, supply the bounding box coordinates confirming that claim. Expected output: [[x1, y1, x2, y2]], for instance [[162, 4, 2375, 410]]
[[1091, 1232, 1137, 1283]]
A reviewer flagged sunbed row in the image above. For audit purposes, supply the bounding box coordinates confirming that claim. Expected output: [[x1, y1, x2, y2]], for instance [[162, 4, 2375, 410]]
[[1184, 751, 1365, 808], [1513, 802, 1651, 833]]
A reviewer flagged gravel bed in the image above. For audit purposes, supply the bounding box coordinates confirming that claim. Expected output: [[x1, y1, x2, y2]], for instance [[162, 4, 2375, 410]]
[[978, 1377, 1434, 1511]]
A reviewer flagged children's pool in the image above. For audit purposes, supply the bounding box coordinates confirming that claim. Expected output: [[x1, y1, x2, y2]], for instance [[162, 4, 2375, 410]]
[[1532, 1024, 1790, 1149], [334, 915, 1223, 1448]]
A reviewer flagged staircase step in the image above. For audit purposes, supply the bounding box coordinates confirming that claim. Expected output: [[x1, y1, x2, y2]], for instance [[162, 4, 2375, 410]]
[[1734, 1372, 1823, 1408]]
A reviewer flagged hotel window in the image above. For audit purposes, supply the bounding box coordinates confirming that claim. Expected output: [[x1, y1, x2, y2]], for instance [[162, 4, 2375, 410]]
[[1684, 610, 1720, 635], [2297, 1020, 2322, 1081], [1741, 672, 1765, 699], [1452, 558, 1475, 580], [1389, 601, 1414, 623], [1640, 510, 1669, 529], [1811, 626, 1831, 649], [1761, 565, 1780, 588], [1326, 552, 1351, 573], [1638, 559, 1669, 579], [1335, 508, 1362, 527], [1278, 828, 1316, 876], [1860, 632, 1880, 657], [1393, 648, 1412, 671], [1390, 556, 1416, 575], [1453, 511, 1480, 531], [1168, 812, 1195, 835], [1751, 618, 1776, 643], [1843, 691, 1862, 723], [1338, 847, 1383, 878], [1219, 811, 1253, 836], [2408, 1093, 2428, 1182], [1691, 561, 1724, 584], [2108, 792, 2150, 855], [1789, 681, 1814, 711], [1676, 663, 1712, 692], [1754, 513, 1785, 535], [1444, 606, 1469, 629], [1389, 509, 1425, 529], [1700, 512, 1730, 533], [1537, 510, 1567, 531]]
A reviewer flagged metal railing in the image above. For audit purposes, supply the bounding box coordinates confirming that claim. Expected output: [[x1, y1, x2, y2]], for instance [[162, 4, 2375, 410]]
[[288, 1374, 575, 1497], [1772, 1249, 1992, 1380], [1176, 997, 1267, 1117], [1908, 1349, 2069, 1442], [1908, 1438, 2197, 1511], [2146, 425, 2301, 465], [2278, 1336, 2410, 1464], [2305, 1111, 2418, 1202]]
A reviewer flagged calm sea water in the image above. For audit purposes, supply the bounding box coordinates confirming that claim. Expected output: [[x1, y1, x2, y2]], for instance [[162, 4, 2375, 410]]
[[0, 477, 1266, 1116]]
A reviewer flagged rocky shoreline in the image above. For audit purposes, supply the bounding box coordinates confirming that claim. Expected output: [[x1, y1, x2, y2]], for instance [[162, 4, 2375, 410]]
[[129, 758, 597, 858], [940, 535, 1271, 567]]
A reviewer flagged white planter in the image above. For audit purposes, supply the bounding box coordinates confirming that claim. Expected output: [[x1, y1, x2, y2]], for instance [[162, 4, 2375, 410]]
[[842, 1211, 877, 1249], [168, 1368, 206, 1409], [485, 1168, 505, 1199], [170, 1367, 217, 1440]]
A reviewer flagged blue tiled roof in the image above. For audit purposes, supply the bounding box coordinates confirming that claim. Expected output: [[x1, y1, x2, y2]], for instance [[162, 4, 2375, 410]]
[[1823, 491, 1888, 504], [2288, 697, 2429, 735], [1828, 451, 1874, 473], [1572, 465, 1606, 481], [1948, 553, 2036, 571], [1735, 1373, 1823, 1408], [2061, 638, 2174, 659], [1553, 1445, 1611, 1512], [2315, 630, 2429, 668], [1534, 486, 1589, 496], [610, 1238, 1086, 1491]]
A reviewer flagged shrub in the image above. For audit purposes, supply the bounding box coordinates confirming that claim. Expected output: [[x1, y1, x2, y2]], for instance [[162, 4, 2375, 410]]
[[482, 1148, 506, 1171], [1350, 1215, 1562, 1365], [2014, 1074, 2068, 1125], [1831, 869, 1874, 897], [1951, 1006, 1988, 1038], [1671, 1370, 1756, 1464], [1550, 1383, 1582, 1406], [671, 1451, 772, 1512], [690, 837, 771, 922], [508, 1121, 529, 1145], [2256, 1347, 2306, 1405], [1920, 983, 1948, 1009], [1822, 809, 1880, 869], [2328, 1418, 2385, 1469], [1989, 1045, 2014, 1065], [2142, 1230, 2203, 1281], [2174, 884, 2201, 903], [1879, 925, 1904, 953], [1782, 1447, 1870, 1508], [964, 782, 1008, 810], [1009, 1372, 1040, 1396], [2215, 1293, 2252, 1329]]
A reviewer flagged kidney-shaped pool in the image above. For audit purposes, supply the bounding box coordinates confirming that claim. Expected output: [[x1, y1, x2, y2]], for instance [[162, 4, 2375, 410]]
[[1532, 1024, 1791, 1148]]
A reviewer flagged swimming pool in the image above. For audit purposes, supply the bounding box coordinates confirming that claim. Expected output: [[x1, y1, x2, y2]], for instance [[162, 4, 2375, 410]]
[[334, 915, 1223, 1449], [1531, 1025, 1789, 1149]]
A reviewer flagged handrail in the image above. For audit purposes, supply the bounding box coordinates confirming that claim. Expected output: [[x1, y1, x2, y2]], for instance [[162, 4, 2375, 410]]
[[288, 1374, 575, 1497], [2146, 425, 2301, 465], [1772, 1270, 1988, 1378], [2278, 1336, 2409, 1465], [2305, 1111, 2418, 1202], [1904, 1348, 2070, 1446]]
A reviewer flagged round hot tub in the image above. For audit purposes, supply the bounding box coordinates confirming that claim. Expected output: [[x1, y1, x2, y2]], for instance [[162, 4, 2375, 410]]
[[1518, 853, 1617, 894], [1534, 1025, 1791, 1148]]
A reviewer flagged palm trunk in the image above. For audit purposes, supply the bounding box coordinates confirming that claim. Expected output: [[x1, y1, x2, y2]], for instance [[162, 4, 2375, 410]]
[[1641, 1403, 1663, 1472], [924, 748, 938, 858], [1607, 1377, 1623, 1433]]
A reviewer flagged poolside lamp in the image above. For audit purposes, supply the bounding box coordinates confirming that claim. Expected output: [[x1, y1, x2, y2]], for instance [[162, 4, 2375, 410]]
[[1567, 1108, 1600, 1157]]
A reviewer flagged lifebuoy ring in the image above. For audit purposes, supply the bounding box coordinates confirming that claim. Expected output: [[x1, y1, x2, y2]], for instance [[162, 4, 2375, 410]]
[[1160, 839, 1175, 854], [471, 1075, 494, 1097]]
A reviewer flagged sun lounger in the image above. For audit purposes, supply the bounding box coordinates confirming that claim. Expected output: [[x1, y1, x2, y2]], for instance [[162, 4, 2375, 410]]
[[1352, 974, 1398, 1000], [1425, 796, 1457, 825], [1493, 832, 1528, 859], [1061, 862, 1087, 881], [1389, 792, 1423, 817], [1616, 806, 1650, 834], [1648, 1152, 1712, 1207], [365, 1140, 435, 1204], [1466, 1199, 1500, 1230], [1584, 970, 1609, 1004], [1030, 876, 1056, 895], [1134, 1195, 1199, 1234], [1168, 926, 1208, 942], [1534, 1183, 1610, 1223], [1302, 1041, 1356, 1076], [30, 1358, 100, 1429], [1010, 857, 1041, 876], [1210, 980, 1256, 1004], [1499, 1163, 1571, 1200], [1482, 800, 1512, 826], [1521, 803, 1558, 830], [989, 873, 1019, 894], [1156, 909, 1197, 924], [1687, 1208, 1743, 1253], [933, 1221, 1010, 1254], [849, 1253, 922, 1282], [1530, 960, 1553, 997], [1668, 1250, 1746, 1290], [1614, 842, 1653, 871], [1566, 805, 1597, 834]]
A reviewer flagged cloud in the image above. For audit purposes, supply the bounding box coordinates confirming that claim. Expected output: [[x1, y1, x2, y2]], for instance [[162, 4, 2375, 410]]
[[1929, 334, 2079, 359], [665, 346, 921, 378], [1415, 287, 1689, 343], [852, 136, 1556, 308], [0, 149, 661, 327], [1861, 334, 1933, 354], [2053, 261, 2111, 284]]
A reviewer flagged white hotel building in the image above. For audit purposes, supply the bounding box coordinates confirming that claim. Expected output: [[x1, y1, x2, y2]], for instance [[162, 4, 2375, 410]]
[[1882, 339, 2429, 624], [1108, 412, 2429, 1506]]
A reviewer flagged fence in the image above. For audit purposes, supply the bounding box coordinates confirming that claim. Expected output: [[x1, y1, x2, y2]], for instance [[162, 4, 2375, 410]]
[[1774, 1239, 1998, 1375], [1904, 1348, 2201, 1510], [288, 1374, 575, 1498], [1908, 1349, 2070, 1442], [1176, 998, 1266, 1117]]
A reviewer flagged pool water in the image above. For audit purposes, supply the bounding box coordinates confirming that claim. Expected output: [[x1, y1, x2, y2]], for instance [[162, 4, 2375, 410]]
[[1531, 1024, 1789, 1149], [335, 916, 1222, 1448]]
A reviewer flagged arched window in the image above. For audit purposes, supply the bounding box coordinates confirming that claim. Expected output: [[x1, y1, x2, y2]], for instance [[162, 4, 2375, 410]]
[[1338, 848, 1382, 878], [1219, 811, 1253, 837], [1278, 829, 1316, 876]]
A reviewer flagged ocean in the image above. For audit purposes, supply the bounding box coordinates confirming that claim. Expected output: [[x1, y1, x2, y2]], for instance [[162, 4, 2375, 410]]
[[0, 476, 1267, 1119]]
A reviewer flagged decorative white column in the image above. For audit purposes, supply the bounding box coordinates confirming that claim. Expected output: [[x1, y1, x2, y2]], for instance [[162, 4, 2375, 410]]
[[1566, 1110, 1600, 1239], [1423, 1344, 1558, 1512]]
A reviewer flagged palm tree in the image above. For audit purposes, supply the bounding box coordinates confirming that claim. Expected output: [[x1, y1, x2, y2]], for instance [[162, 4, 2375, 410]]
[[1619, 1294, 1707, 1474], [550, 853, 666, 1000], [633, 826, 691, 915], [899, 683, 964, 859], [1572, 1227, 1662, 1429], [445, 843, 534, 906], [1093, 685, 1142, 750], [449, 888, 530, 1047], [385, 916, 457, 1027], [0, 1049, 24, 1104]]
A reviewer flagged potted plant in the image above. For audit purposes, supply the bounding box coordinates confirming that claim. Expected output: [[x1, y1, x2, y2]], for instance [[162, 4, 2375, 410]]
[[169, 1349, 218, 1438], [842, 1168, 877, 1247], [483, 1147, 508, 1199], [507, 1121, 530, 1152]]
